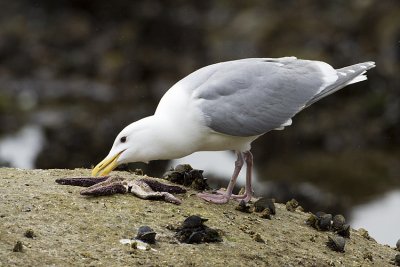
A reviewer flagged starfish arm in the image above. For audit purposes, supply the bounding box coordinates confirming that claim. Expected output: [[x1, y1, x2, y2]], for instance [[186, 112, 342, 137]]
[[55, 176, 110, 187], [139, 178, 186, 194]]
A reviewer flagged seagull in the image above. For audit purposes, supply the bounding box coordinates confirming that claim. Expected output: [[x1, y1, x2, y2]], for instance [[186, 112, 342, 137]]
[[91, 57, 375, 204]]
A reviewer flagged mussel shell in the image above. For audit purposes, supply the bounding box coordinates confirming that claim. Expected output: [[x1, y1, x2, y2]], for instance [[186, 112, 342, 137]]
[[332, 214, 346, 230], [182, 215, 208, 229], [396, 239, 400, 250], [174, 164, 193, 173], [394, 254, 400, 266], [327, 236, 345, 252], [136, 226, 156, 244], [317, 214, 332, 231], [187, 231, 204, 244], [254, 197, 276, 214], [336, 224, 350, 238]]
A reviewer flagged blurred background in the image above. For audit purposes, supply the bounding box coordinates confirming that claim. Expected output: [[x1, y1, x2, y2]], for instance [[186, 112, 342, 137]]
[[0, 0, 399, 245]]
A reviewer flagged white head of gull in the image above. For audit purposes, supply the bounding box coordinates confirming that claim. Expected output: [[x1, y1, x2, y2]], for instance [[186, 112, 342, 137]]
[[92, 57, 376, 204]]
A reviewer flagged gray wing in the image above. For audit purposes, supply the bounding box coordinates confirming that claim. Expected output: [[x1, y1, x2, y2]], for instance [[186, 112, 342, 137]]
[[182, 58, 374, 137]]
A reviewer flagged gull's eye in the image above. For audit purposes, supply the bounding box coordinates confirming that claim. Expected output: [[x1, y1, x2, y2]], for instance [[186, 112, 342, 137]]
[[120, 136, 127, 143]]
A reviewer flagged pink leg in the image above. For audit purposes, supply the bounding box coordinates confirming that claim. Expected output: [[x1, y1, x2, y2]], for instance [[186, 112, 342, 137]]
[[223, 151, 253, 202], [242, 151, 254, 202], [197, 152, 244, 204]]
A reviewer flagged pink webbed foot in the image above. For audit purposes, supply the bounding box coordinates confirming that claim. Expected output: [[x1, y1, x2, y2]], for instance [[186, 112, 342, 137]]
[[197, 192, 231, 204]]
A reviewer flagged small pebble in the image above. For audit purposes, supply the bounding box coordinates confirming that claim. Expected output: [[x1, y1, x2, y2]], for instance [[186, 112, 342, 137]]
[[13, 241, 23, 252], [235, 200, 251, 213], [259, 209, 272, 220], [363, 251, 373, 261], [359, 228, 371, 240], [253, 233, 265, 243], [24, 229, 36, 239], [285, 199, 299, 212]]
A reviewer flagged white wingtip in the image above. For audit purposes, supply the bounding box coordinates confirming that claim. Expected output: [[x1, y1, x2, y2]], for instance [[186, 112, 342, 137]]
[[347, 74, 368, 85]]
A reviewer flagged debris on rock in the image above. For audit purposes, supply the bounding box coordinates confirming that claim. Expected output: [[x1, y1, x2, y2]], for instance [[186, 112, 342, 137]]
[[24, 229, 36, 239], [358, 228, 374, 241], [363, 251, 373, 262], [253, 233, 265, 243], [12, 241, 23, 252], [235, 200, 251, 213], [171, 215, 222, 244], [163, 164, 209, 190], [285, 199, 299, 212]]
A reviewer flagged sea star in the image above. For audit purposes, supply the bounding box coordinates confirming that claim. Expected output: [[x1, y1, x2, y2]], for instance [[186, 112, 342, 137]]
[[56, 176, 186, 205]]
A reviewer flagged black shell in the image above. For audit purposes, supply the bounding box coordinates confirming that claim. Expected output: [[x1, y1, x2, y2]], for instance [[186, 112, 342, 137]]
[[317, 214, 332, 231], [254, 197, 276, 214], [136, 226, 156, 244], [332, 214, 346, 230], [235, 200, 251, 213], [327, 236, 345, 252], [396, 239, 400, 250], [394, 254, 400, 266], [336, 224, 350, 238], [182, 215, 208, 229]]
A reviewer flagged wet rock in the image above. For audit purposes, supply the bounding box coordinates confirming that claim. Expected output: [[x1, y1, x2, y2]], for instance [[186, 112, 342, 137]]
[[326, 236, 345, 253], [163, 165, 209, 191], [254, 197, 276, 215], [172, 215, 222, 244], [136, 226, 156, 244], [13, 241, 23, 252], [285, 198, 299, 212], [24, 229, 36, 239], [235, 200, 251, 213]]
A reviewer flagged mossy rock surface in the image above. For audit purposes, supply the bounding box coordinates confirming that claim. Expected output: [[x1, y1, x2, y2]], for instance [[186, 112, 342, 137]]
[[0, 168, 396, 266]]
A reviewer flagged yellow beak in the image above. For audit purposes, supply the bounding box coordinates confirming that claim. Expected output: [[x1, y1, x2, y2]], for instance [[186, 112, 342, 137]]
[[92, 151, 123, 176]]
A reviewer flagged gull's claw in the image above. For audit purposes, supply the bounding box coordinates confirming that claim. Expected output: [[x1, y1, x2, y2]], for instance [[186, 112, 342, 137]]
[[56, 176, 185, 205]]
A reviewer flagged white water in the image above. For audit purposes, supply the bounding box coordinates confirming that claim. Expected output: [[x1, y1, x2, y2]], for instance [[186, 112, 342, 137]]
[[350, 190, 400, 246], [0, 125, 44, 169]]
